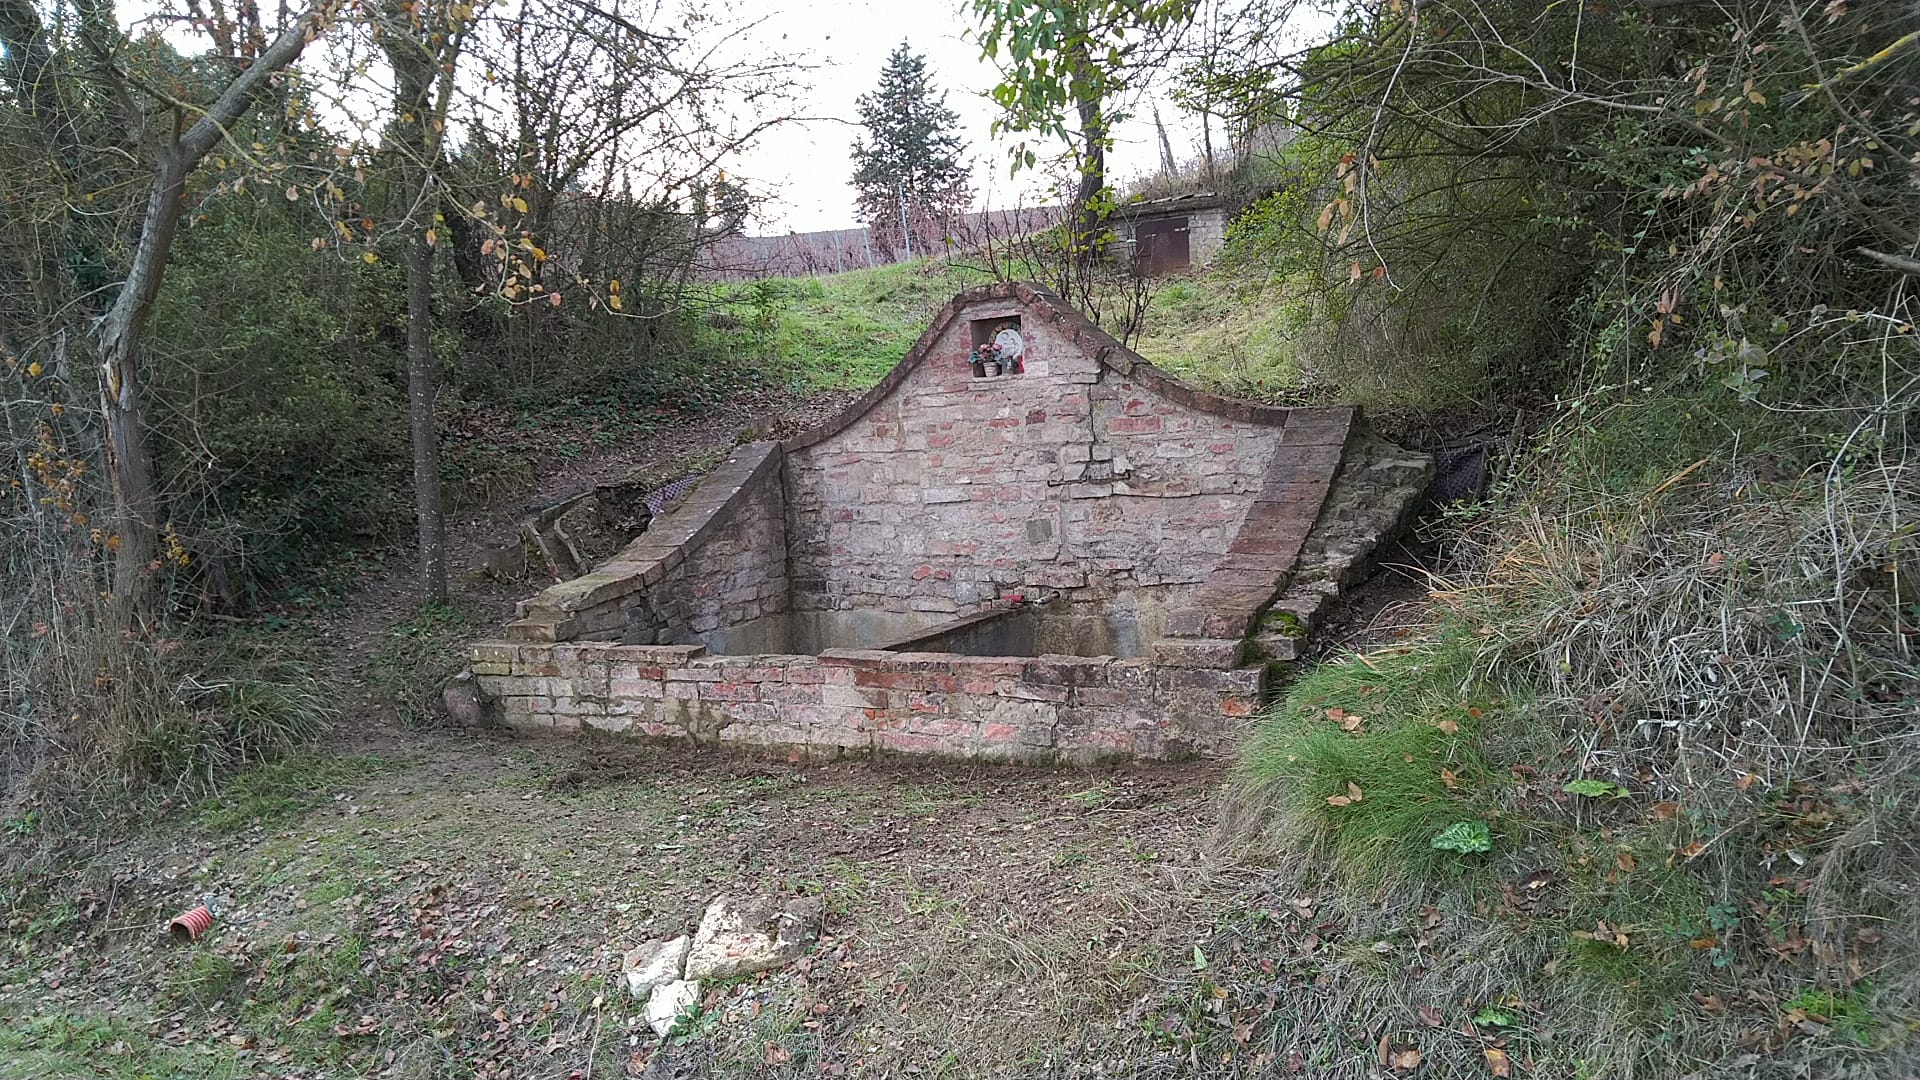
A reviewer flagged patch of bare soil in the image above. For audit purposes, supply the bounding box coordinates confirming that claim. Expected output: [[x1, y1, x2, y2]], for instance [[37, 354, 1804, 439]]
[[1, 732, 1249, 1078], [1305, 536, 1439, 658]]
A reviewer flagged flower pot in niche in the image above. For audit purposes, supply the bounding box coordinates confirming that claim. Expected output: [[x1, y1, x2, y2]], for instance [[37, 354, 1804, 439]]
[[983, 360, 1002, 376]]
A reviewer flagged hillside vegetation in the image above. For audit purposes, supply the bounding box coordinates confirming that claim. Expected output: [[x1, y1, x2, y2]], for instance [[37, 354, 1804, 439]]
[[1169, 3, 1919, 1077]]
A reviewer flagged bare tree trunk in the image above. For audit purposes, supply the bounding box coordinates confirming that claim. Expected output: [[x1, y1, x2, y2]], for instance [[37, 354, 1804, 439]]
[[1201, 109, 1216, 182], [95, 158, 188, 623], [1154, 102, 1177, 176], [380, 0, 464, 605], [1066, 39, 1110, 281], [404, 213, 445, 603], [1073, 91, 1108, 276]]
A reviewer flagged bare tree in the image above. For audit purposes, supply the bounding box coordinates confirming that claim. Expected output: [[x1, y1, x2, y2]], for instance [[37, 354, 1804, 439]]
[[374, 0, 472, 604], [0, 0, 336, 624]]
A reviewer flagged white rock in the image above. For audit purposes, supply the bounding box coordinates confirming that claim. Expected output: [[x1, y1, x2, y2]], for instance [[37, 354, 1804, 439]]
[[645, 978, 700, 1038], [622, 935, 690, 1000], [683, 894, 823, 981]]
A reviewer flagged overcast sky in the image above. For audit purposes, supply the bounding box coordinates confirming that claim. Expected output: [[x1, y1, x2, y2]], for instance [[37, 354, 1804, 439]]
[[730, 0, 1195, 234]]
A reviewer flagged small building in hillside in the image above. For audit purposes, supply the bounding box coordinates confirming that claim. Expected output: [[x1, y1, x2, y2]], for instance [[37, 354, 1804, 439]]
[[456, 283, 1430, 763], [1111, 193, 1232, 275]]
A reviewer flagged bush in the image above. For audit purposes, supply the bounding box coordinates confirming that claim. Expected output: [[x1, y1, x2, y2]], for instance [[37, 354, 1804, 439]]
[[148, 212, 411, 607], [96, 640, 336, 794]]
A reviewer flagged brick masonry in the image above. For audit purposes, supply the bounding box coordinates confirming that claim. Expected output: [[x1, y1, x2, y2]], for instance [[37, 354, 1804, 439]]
[[463, 282, 1417, 762], [467, 641, 1263, 763]]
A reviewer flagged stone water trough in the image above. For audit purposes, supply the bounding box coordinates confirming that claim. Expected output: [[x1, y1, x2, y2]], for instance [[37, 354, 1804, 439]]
[[450, 283, 1431, 762]]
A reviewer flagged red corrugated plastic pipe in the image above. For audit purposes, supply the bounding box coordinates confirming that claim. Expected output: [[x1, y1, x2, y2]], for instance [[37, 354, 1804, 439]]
[[168, 902, 214, 943]]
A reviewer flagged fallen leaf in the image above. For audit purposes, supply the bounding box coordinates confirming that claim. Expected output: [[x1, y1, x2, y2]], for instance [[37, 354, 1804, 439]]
[[1436, 719, 1460, 735], [1440, 768, 1459, 790], [1327, 782, 1364, 807], [1485, 1047, 1512, 1077], [1648, 801, 1682, 821], [1616, 851, 1637, 873], [1340, 715, 1365, 732], [1389, 1047, 1422, 1071], [1418, 1004, 1444, 1027], [764, 1043, 792, 1065], [1679, 840, 1708, 859]]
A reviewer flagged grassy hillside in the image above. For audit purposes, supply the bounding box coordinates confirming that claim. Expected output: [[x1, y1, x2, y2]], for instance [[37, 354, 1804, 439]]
[[722, 258, 1313, 405], [1134, 275, 1307, 402], [714, 261, 995, 392]]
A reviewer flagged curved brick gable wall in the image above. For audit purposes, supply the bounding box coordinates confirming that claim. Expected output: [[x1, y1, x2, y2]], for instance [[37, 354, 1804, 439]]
[[781, 289, 1291, 629]]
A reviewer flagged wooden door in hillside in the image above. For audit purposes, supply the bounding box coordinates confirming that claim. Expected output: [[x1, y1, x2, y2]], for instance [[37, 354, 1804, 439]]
[[1134, 216, 1191, 274]]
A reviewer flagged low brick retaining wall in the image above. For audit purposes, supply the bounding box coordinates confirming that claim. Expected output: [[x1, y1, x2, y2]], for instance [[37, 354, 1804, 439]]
[[469, 641, 1262, 762]]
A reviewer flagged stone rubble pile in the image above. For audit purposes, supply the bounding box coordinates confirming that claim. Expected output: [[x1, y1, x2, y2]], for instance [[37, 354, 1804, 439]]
[[622, 893, 824, 1037]]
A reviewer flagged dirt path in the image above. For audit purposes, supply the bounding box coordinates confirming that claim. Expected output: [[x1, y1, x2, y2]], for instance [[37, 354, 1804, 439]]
[[1, 731, 1245, 1078]]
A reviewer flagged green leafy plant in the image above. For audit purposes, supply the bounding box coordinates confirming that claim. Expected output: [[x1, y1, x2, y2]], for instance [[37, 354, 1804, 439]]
[[1563, 779, 1631, 799], [1431, 820, 1494, 854], [1472, 1006, 1519, 1029]]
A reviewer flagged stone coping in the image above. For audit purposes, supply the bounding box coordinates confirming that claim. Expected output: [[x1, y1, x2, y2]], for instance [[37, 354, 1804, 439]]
[[465, 637, 1267, 762], [867, 606, 1018, 653]]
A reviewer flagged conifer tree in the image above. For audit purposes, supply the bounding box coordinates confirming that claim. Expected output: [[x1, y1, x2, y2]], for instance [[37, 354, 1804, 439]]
[[850, 42, 971, 257]]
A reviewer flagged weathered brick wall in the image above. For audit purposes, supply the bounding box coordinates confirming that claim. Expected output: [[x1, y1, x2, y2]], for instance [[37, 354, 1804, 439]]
[[465, 283, 1401, 764], [1188, 206, 1228, 266], [506, 443, 790, 647], [782, 289, 1290, 629], [468, 640, 1262, 763]]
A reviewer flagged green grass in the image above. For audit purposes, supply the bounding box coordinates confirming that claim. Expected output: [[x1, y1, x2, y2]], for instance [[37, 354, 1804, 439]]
[[710, 260, 996, 393], [1133, 273, 1309, 401], [195, 752, 386, 831], [705, 255, 1318, 405], [0, 1012, 241, 1080], [366, 603, 473, 726], [1240, 628, 1506, 882], [1785, 987, 1884, 1048]]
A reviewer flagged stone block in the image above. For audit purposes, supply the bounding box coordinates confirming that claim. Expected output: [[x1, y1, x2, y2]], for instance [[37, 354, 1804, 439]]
[[1152, 638, 1246, 669], [999, 680, 1071, 703]]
